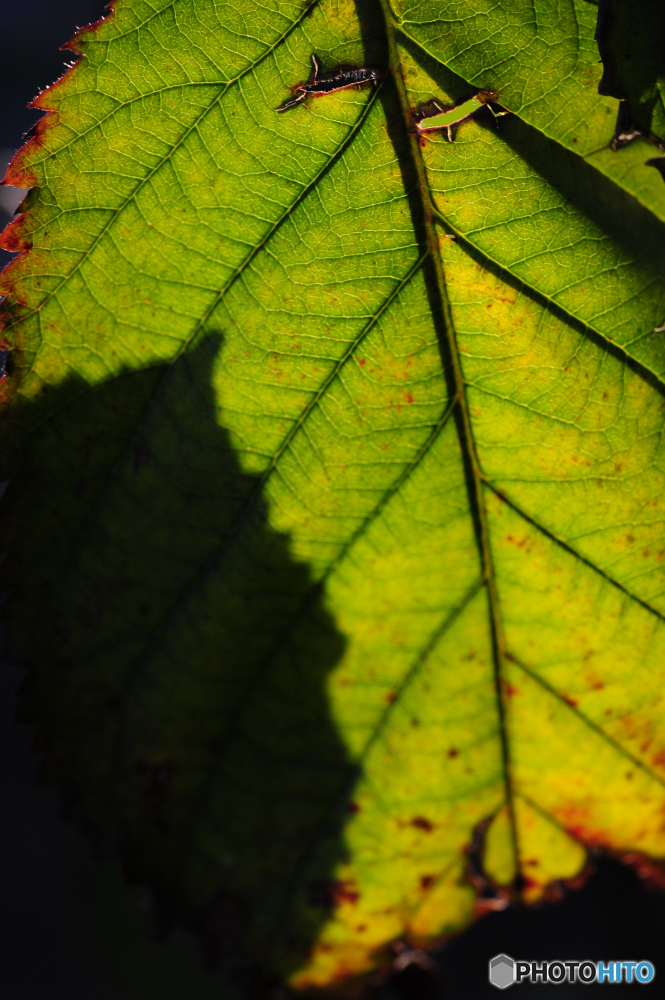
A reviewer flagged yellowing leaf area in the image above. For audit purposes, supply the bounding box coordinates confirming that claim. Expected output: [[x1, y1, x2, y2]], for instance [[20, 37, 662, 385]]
[[2, 0, 665, 991]]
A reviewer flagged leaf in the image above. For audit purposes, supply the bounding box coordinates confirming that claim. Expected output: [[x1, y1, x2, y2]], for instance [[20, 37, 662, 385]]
[[2, 0, 665, 991]]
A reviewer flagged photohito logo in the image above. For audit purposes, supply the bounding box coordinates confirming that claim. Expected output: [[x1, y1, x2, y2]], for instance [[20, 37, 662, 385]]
[[488, 955, 655, 988]]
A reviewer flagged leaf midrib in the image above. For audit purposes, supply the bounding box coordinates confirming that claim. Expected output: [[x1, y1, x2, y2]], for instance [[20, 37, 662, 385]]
[[378, 0, 520, 882]]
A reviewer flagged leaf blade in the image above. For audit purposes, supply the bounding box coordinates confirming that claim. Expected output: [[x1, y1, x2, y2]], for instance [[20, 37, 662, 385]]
[[3, 0, 665, 990]]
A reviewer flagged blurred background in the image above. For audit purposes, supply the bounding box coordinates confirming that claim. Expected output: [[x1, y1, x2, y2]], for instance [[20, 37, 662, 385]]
[[1, 1, 665, 997]]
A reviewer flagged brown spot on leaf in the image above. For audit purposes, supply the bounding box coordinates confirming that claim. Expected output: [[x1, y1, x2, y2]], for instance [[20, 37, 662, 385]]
[[411, 816, 434, 832]]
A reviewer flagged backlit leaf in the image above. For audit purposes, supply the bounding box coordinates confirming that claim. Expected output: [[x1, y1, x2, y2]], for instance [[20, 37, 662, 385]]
[[2, 0, 665, 990]]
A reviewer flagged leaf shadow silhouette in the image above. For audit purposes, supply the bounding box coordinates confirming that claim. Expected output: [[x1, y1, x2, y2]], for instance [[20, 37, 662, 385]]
[[0, 332, 356, 988], [595, 0, 665, 136]]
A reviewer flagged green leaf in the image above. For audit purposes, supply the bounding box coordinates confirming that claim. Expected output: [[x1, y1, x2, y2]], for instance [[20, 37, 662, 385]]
[[2, 0, 665, 989]]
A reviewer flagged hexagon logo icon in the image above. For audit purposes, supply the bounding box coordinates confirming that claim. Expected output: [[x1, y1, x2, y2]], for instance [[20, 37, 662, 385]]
[[489, 954, 516, 989]]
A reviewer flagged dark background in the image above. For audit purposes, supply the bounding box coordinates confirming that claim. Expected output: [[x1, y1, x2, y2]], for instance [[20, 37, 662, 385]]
[[1, 1, 665, 997]]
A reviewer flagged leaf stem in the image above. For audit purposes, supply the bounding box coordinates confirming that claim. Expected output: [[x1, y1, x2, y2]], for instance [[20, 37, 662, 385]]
[[377, 0, 521, 893]]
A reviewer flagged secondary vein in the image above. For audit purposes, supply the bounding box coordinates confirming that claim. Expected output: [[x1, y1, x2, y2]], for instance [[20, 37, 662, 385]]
[[509, 652, 665, 792], [427, 208, 665, 397], [483, 478, 665, 624]]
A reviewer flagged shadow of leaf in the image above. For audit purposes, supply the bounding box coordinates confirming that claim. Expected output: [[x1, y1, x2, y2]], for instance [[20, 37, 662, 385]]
[[0, 332, 354, 987], [595, 0, 665, 138]]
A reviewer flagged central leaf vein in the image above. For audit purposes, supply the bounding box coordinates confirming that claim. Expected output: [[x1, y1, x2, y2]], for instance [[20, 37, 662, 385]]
[[380, 0, 521, 884]]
